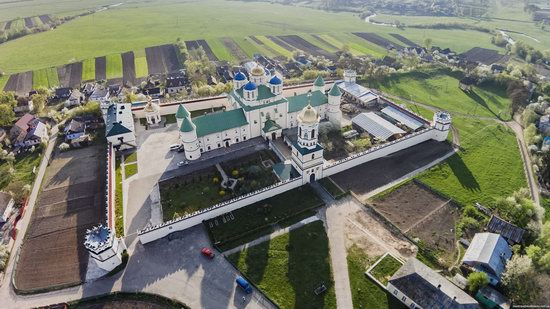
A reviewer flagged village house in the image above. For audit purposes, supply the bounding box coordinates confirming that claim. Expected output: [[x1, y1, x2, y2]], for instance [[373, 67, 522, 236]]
[[13, 97, 34, 114], [90, 86, 110, 103], [165, 75, 187, 94], [476, 286, 511, 309], [538, 114, 550, 135], [0, 192, 15, 225], [65, 89, 85, 107], [388, 258, 478, 308], [53, 87, 72, 100], [10, 114, 39, 145], [102, 102, 136, 150], [81, 82, 96, 96], [486, 216, 525, 245], [462, 233, 512, 286], [459, 77, 476, 92], [64, 119, 87, 142]]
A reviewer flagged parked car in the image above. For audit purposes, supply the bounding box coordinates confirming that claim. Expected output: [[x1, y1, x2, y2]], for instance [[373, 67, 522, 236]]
[[169, 144, 180, 151], [201, 247, 215, 259], [177, 161, 188, 167], [236, 277, 253, 294]]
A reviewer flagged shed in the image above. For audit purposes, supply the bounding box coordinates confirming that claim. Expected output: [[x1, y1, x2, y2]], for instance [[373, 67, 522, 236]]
[[381, 106, 424, 130], [475, 286, 510, 309], [351, 112, 405, 141], [486, 216, 524, 245]]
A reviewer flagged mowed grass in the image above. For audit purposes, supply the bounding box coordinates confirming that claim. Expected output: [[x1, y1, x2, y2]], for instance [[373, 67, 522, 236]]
[[205, 38, 235, 62], [105, 53, 123, 79], [372, 69, 513, 120], [256, 36, 293, 58], [369, 254, 402, 285], [0, 152, 41, 191], [228, 221, 336, 309], [417, 116, 526, 207], [81, 58, 95, 81], [32, 67, 59, 88], [0, 0, 515, 73]]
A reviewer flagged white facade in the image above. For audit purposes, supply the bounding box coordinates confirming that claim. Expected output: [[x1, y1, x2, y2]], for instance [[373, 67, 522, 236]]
[[432, 111, 452, 142], [104, 102, 136, 150], [84, 225, 126, 272]]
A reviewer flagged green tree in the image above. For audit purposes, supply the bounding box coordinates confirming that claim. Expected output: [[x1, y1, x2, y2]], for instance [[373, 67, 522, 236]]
[[0, 104, 15, 126], [467, 272, 489, 293], [502, 255, 539, 303], [424, 38, 433, 51], [30, 93, 47, 114], [0, 91, 16, 107]]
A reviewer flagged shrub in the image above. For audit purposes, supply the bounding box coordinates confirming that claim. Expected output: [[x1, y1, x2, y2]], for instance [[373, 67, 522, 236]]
[[219, 190, 226, 197], [467, 272, 489, 293]]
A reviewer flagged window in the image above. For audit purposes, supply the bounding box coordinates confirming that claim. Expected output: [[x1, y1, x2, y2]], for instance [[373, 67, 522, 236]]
[[393, 290, 398, 295], [243, 136, 246, 140], [410, 304, 416, 309], [312, 154, 315, 159], [311, 129, 315, 139], [207, 146, 211, 150], [200, 148, 203, 152], [236, 138, 239, 142], [401, 296, 407, 302], [218, 143, 221, 147]]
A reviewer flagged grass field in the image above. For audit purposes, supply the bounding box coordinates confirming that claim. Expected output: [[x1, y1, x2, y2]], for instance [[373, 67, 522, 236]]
[[233, 37, 261, 58], [124, 163, 138, 179], [0, 0, 120, 21], [0, 75, 8, 91], [205, 38, 235, 62], [81, 58, 95, 81], [303, 34, 339, 53], [134, 56, 148, 78], [256, 36, 293, 58], [417, 116, 526, 207], [228, 221, 336, 309], [372, 69, 513, 120], [0, 0, 531, 74], [105, 53, 123, 79], [0, 152, 41, 191], [32, 67, 59, 88]]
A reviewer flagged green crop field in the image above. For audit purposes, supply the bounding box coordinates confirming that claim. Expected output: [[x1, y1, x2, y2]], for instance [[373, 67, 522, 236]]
[[372, 68, 513, 120], [303, 34, 339, 53], [32, 67, 59, 88], [0, 0, 121, 21], [417, 116, 526, 207], [256, 36, 293, 58], [81, 58, 95, 81], [105, 53, 122, 79], [205, 38, 235, 62], [228, 221, 336, 309], [0, 75, 8, 91], [233, 37, 261, 58], [0, 0, 535, 74], [317, 34, 363, 56], [135, 56, 148, 78]]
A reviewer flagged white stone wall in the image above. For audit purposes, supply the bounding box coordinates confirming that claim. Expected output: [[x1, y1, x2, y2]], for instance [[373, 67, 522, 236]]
[[198, 125, 251, 151], [323, 128, 436, 177], [138, 178, 303, 244]]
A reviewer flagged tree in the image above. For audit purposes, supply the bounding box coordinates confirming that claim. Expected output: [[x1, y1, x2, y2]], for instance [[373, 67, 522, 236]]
[[30, 93, 47, 114], [5, 180, 30, 204], [0, 91, 16, 107], [0, 245, 8, 271], [424, 38, 433, 51], [467, 272, 488, 293], [501, 255, 539, 303], [0, 104, 15, 126]]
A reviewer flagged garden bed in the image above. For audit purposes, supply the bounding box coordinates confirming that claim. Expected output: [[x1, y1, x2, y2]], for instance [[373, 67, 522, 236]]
[[368, 253, 403, 286]]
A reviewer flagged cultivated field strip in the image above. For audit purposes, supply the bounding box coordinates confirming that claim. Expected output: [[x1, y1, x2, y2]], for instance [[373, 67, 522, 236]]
[[146, 44, 183, 75], [221, 37, 248, 61], [39, 14, 52, 24], [460, 47, 508, 65], [352, 32, 404, 49], [389, 33, 419, 47], [4, 20, 12, 30], [95, 56, 107, 81], [277, 35, 335, 59], [4, 71, 33, 96], [24, 17, 34, 28], [248, 36, 279, 57], [57, 62, 82, 88], [311, 34, 339, 51], [121, 51, 137, 86], [266, 36, 294, 52], [186, 40, 218, 61]]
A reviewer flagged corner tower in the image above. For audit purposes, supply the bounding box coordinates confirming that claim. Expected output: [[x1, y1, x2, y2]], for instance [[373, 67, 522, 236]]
[[84, 224, 126, 272], [180, 116, 201, 160], [326, 83, 342, 128], [312, 75, 325, 93], [432, 111, 451, 142]]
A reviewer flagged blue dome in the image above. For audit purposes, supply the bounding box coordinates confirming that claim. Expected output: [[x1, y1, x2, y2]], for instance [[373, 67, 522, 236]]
[[234, 71, 246, 81], [269, 76, 282, 85], [243, 81, 257, 91]]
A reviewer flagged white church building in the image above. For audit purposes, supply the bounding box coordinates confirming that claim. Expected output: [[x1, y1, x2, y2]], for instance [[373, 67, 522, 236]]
[[175, 63, 342, 161]]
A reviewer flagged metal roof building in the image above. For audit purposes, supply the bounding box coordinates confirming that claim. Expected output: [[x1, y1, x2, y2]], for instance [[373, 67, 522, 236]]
[[381, 106, 424, 130], [462, 233, 512, 286], [351, 112, 405, 141], [486, 216, 524, 245], [336, 81, 378, 105]]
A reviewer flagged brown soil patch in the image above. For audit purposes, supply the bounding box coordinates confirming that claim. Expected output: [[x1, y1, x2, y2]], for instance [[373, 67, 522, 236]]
[[221, 37, 248, 61]]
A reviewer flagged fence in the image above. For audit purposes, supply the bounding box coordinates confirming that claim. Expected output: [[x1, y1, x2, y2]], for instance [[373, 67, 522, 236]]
[[138, 177, 302, 244]]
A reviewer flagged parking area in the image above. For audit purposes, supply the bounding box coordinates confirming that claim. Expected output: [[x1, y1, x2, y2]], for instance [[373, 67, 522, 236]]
[[15, 145, 104, 292]]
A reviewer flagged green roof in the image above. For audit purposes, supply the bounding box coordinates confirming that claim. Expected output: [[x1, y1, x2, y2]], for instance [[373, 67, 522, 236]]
[[287, 90, 328, 113], [193, 108, 249, 137], [291, 140, 324, 155], [314, 75, 325, 87], [236, 84, 276, 101], [328, 83, 341, 96], [106, 122, 132, 137], [273, 162, 294, 181], [229, 91, 288, 112], [175, 104, 189, 119], [262, 119, 282, 133], [180, 117, 195, 133]]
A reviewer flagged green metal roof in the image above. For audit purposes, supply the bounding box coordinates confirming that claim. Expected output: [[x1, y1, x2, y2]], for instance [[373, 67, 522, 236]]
[[229, 91, 288, 112], [313, 75, 325, 87], [236, 84, 276, 101], [287, 90, 328, 113], [291, 140, 324, 155], [175, 104, 189, 119], [262, 119, 282, 133], [193, 108, 249, 137], [180, 117, 195, 133], [106, 122, 132, 137], [328, 83, 341, 96]]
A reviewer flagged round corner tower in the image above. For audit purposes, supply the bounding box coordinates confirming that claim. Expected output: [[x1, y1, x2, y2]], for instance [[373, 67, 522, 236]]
[[84, 224, 125, 272], [432, 111, 452, 142]]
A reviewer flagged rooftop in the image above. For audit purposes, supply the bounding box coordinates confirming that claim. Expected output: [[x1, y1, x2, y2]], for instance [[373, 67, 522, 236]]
[[381, 106, 424, 130], [486, 216, 525, 244], [287, 90, 327, 113], [192, 108, 248, 137], [462, 232, 512, 278], [352, 112, 405, 141]]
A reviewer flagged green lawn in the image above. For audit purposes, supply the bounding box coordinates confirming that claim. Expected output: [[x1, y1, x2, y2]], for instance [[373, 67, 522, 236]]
[[371, 68, 513, 120], [115, 157, 124, 237], [542, 197, 550, 223], [125, 152, 137, 163], [32, 67, 59, 88], [105, 53, 123, 79], [347, 245, 393, 309], [369, 254, 402, 285], [0, 75, 8, 91], [124, 163, 138, 179], [81, 58, 95, 81], [205, 38, 236, 62], [207, 185, 324, 250], [228, 221, 336, 309], [0, 0, 527, 74], [417, 116, 526, 207], [0, 152, 41, 191], [318, 177, 346, 199]]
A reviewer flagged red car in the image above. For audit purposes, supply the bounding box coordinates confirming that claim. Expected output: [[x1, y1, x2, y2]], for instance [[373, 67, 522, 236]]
[[201, 247, 215, 259]]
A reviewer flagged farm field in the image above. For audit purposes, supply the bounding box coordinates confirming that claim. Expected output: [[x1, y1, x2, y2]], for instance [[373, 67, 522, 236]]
[[0, 75, 8, 91], [105, 53, 123, 80], [81, 58, 95, 82], [371, 68, 513, 120], [228, 221, 336, 309], [0, 0, 519, 74], [32, 67, 60, 89], [0, 0, 120, 21], [417, 116, 526, 207], [134, 49, 149, 78], [205, 38, 235, 62]]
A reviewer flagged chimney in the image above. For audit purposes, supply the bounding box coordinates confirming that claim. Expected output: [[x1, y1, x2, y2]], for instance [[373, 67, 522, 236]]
[[437, 284, 441, 289]]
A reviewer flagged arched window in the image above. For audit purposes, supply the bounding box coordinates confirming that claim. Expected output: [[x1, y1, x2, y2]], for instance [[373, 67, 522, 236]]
[[311, 129, 315, 139], [299, 127, 302, 137], [312, 154, 315, 159]]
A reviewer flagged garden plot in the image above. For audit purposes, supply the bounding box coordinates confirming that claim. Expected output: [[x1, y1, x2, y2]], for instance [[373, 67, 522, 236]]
[[95, 56, 107, 81], [4, 71, 33, 96], [121, 51, 137, 86], [3, 73, 19, 93], [389, 33, 419, 47], [14, 145, 104, 292], [57, 62, 82, 88], [371, 181, 459, 265], [278, 35, 335, 59], [248, 36, 280, 56], [145, 44, 183, 74], [39, 15, 52, 24], [352, 32, 404, 49], [460, 47, 509, 65], [4, 20, 12, 30], [311, 34, 339, 51], [24, 17, 34, 28], [221, 37, 248, 61], [33, 67, 59, 89], [185, 40, 218, 61], [266, 35, 295, 52]]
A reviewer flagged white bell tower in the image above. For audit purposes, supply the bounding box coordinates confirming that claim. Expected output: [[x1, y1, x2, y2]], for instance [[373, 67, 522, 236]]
[[432, 111, 451, 142], [344, 70, 357, 83], [326, 83, 342, 128]]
